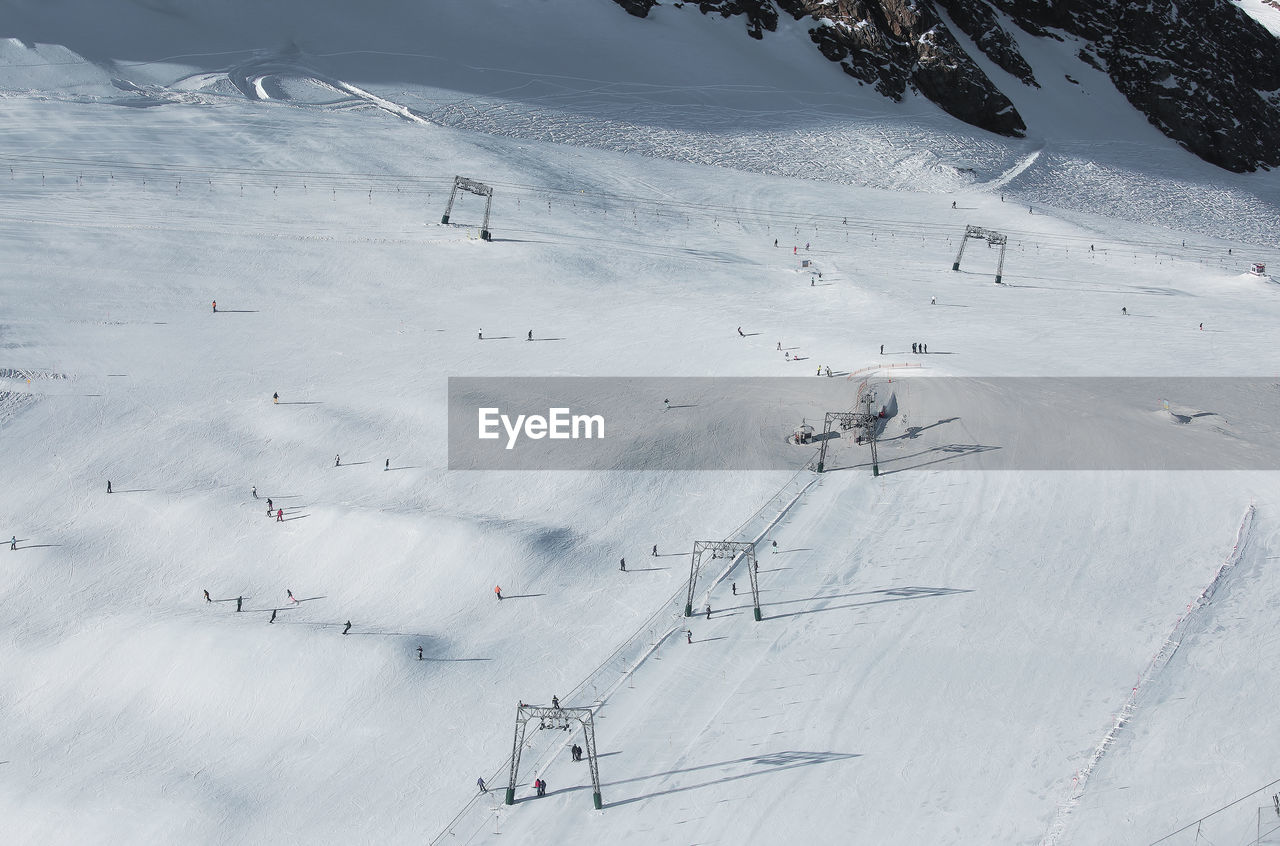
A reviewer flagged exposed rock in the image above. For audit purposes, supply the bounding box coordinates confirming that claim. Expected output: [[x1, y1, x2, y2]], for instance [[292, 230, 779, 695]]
[[933, 0, 1038, 87], [607, 0, 1280, 171]]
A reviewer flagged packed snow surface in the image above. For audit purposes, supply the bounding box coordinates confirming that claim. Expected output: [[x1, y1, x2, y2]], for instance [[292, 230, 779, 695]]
[[2, 2, 1280, 845]]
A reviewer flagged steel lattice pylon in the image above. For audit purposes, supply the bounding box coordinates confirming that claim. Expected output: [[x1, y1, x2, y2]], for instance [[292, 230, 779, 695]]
[[506, 703, 603, 810], [814, 384, 880, 476], [952, 224, 1008, 284], [440, 175, 494, 241], [684, 541, 761, 621]]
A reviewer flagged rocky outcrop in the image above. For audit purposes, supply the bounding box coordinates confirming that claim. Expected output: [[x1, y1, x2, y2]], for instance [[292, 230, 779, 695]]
[[608, 0, 1280, 172]]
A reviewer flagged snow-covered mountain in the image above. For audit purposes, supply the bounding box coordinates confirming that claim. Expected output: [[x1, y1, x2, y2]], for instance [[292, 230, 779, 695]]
[[2, 2, 1280, 845], [613, 0, 1280, 172]]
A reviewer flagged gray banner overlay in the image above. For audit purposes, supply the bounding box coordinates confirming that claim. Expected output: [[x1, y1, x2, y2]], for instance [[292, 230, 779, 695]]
[[447, 377, 1280, 471]]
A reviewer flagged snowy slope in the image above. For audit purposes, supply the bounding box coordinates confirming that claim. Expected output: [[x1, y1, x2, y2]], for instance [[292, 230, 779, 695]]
[[2, 3, 1280, 845]]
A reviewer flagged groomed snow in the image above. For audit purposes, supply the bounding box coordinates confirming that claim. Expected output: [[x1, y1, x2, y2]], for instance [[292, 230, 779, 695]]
[[2, 3, 1280, 845]]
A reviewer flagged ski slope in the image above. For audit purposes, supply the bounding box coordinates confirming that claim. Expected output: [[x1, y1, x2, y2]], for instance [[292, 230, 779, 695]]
[[2, 3, 1280, 845]]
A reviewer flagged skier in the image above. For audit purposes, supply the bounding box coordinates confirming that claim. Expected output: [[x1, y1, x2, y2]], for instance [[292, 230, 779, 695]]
[[266, 498, 273, 513], [527, 330, 533, 341], [805, 242, 810, 251], [686, 630, 692, 644], [204, 589, 211, 603], [477, 777, 487, 794], [706, 604, 712, 619], [236, 596, 243, 612], [774, 239, 777, 247], [273, 392, 279, 404], [478, 330, 483, 340], [825, 366, 832, 377], [287, 589, 298, 604], [951, 201, 956, 209], [620, 558, 626, 572], [385, 459, 389, 471], [269, 609, 277, 624], [732, 582, 736, 595], [931, 296, 936, 305], [251, 486, 258, 499], [417, 646, 423, 660], [1121, 307, 1127, 316], [494, 585, 502, 600], [212, 300, 217, 312], [737, 326, 744, 337], [880, 344, 884, 355], [816, 366, 821, 376], [552, 695, 560, 709], [923, 343, 928, 354], [771, 540, 777, 554], [811, 277, 815, 286], [276, 508, 284, 522], [9, 535, 16, 551], [785, 351, 790, 361], [342, 621, 352, 635], [912, 343, 917, 354], [107, 480, 112, 494], [652, 544, 658, 556], [777, 342, 781, 351], [1199, 323, 1204, 330], [335, 454, 340, 467]]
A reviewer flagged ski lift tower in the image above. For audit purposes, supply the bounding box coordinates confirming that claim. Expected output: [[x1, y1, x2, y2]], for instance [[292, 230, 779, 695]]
[[684, 540, 761, 621], [506, 702, 603, 809], [814, 385, 880, 476], [440, 175, 494, 241], [952, 224, 1008, 284]]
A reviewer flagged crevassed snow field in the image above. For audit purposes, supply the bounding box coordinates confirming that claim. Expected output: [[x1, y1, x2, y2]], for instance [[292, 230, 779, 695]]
[[2, 2, 1280, 844]]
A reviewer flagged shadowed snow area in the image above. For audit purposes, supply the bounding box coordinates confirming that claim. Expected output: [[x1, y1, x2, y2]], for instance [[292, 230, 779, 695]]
[[2, 2, 1280, 845]]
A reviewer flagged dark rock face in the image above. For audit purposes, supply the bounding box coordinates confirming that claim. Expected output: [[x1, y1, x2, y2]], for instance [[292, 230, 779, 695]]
[[607, 0, 1280, 172]]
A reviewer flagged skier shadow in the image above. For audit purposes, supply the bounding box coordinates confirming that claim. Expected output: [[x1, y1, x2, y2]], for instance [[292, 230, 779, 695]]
[[624, 566, 670, 572], [740, 332, 763, 337], [15, 543, 63, 549], [280, 514, 310, 522], [773, 548, 811, 554], [113, 489, 154, 494], [214, 309, 259, 313], [277, 401, 324, 405], [763, 585, 971, 621], [480, 336, 514, 340], [581, 750, 859, 807], [502, 593, 547, 600], [689, 636, 727, 644], [527, 338, 566, 342], [336, 461, 371, 467], [665, 404, 698, 410], [384, 465, 422, 471]]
